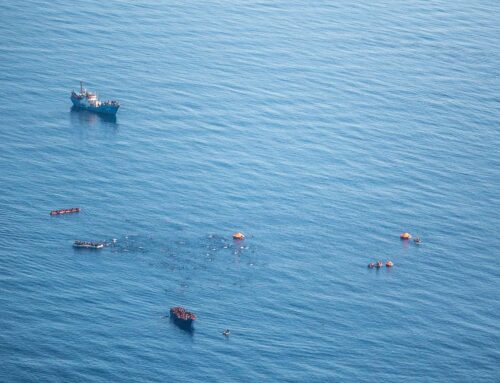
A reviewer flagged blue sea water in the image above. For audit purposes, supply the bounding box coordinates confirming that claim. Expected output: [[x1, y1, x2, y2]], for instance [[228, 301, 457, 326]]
[[0, 0, 499, 381]]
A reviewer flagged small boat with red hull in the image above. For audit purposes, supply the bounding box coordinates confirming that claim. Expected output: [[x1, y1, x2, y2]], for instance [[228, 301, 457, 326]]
[[170, 306, 196, 329], [50, 207, 80, 216]]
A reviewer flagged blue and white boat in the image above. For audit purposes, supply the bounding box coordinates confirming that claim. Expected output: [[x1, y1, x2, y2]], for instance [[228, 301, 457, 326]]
[[71, 82, 120, 115]]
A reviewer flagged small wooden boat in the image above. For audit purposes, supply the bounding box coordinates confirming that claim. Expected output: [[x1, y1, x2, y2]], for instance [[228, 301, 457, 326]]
[[50, 207, 80, 216], [170, 306, 196, 329], [73, 240, 104, 249]]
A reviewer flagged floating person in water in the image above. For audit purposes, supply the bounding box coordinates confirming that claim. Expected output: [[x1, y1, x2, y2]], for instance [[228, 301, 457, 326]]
[[375, 261, 383, 268], [413, 237, 422, 244], [223, 329, 230, 336], [368, 262, 375, 269]]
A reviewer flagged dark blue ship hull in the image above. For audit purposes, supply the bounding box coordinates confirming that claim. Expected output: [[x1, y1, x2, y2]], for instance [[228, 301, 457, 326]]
[[170, 315, 194, 330], [169, 307, 195, 331]]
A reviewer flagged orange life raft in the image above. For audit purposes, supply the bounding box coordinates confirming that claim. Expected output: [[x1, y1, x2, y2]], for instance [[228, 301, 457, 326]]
[[232, 232, 245, 240]]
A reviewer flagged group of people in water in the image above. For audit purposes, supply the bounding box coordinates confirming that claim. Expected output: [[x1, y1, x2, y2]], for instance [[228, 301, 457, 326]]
[[368, 260, 393, 269], [368, 233, 422, 269]]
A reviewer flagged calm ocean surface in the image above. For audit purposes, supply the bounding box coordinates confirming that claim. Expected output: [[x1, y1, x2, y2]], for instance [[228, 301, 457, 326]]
[[0, 1, 499, 381]]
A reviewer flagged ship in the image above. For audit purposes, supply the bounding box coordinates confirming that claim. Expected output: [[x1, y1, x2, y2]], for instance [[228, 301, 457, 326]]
[[71, 82, 120, 115], [73, 240, 104, 249], [170, 306, 196, 329], [50, 207, 80, 216]]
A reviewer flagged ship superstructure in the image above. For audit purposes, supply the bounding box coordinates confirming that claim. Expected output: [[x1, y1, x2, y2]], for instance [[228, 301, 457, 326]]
[[71, 82, 120, 115]]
